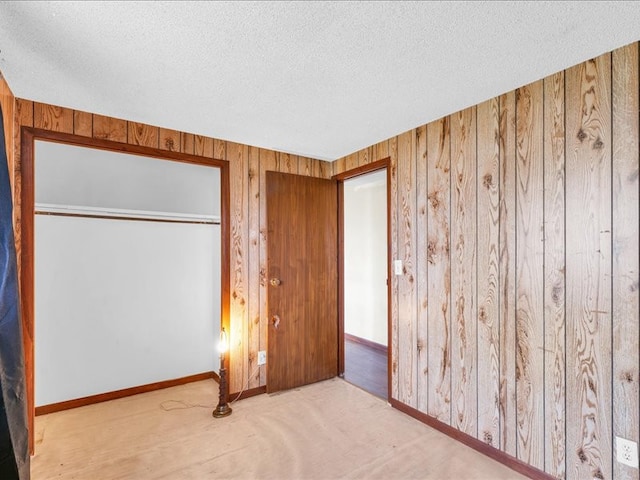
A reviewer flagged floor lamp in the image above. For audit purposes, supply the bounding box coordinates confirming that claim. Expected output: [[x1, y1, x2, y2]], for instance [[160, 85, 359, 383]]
[[212, 328, 232, 418]]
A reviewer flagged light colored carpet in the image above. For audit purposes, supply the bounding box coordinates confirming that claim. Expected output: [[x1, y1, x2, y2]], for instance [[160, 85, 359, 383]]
[[32, 378, 527, 479]]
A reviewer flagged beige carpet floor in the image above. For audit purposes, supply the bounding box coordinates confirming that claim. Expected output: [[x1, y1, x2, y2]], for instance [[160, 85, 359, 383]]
[[32, 378, 527, 479]]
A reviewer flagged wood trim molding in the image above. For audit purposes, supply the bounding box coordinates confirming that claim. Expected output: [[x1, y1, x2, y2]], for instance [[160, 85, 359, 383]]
[[332, 157, 390, 181], [36, 372, 216, 416], [344, 333, 388, 355], [229, 385, 267, 401], [389, 399, 554, 480]]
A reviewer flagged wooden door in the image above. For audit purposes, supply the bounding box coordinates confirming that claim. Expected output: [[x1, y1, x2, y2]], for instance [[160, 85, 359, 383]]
[[266, 171, 338, 393]]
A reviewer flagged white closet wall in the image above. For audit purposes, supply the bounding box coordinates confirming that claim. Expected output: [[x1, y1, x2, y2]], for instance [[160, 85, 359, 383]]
[[34, 141, 221, 406]]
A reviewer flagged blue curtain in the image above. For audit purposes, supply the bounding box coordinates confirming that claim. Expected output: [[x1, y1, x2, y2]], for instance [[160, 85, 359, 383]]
[[0, 103, 29, 479]]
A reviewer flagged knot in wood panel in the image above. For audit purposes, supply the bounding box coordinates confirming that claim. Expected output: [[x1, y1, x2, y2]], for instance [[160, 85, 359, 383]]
[[592, 137, 605, 150], [482, 173, 493, 189], [165, 138, 175, 150], [577, 129, 588, 142]]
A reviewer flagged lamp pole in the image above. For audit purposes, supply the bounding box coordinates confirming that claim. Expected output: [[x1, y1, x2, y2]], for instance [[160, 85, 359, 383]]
[[213, 329, 232, 418]]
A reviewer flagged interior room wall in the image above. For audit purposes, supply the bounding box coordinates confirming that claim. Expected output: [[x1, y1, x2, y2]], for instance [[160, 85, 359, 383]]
[[7, 98, 333, 400], [333, 41, 639, 480], [343, 171, 387, 346]]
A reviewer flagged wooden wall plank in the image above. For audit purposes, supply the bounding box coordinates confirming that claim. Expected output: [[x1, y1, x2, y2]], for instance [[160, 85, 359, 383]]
[[345, 152, 359, 171], [194, 135, 214, 158], [476, 98, 501, 448], [227, 142, 250, 394], [415, 125, 429, 412], [389, 135, 399, 401], [426, 117, 452, 424], [566, 54, 612, 480], [33, 103, 73, 133], [297, 156, 313, 176], [498, 90, 517, 457], [127, 122, 159, 148], [450, 107, 477, 436], [259, 149, 278, 386], [158, 128, 180, 152], [396, 129, 418, 407], [277, 153, 297, 174], [181, 133, 195, 155], [14, 99, 33, 255], [314, 159, 332, 179], [0, 75, 15, 192], [73, 111, 92, 138], [213, 139, 227, 160], [515, 80, 545, 470], [612, 43, 639, 480], [92, 114, 126, 142], [374, 139, 390, 161], [247, 146, 261, 389], [543, 71, 566, 479], [359, 146, 373, 166], [333, 156, 346, 176]]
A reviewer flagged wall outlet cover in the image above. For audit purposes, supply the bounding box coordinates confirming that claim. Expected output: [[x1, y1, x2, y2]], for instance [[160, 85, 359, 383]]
[[616, 436, 639, 468], [258, 350, 267, 366]]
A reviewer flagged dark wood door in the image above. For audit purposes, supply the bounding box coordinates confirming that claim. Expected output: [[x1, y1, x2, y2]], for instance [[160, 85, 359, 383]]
[[266, 171, 338, 393]]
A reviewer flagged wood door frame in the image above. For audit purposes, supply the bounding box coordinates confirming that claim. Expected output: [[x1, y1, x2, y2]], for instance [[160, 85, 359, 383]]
[[333, 158, 391, 400], [20, 127, 231, 452]]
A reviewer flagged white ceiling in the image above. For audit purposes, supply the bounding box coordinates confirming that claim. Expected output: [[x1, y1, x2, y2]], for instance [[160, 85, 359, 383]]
[[1, 1, 639, 161]]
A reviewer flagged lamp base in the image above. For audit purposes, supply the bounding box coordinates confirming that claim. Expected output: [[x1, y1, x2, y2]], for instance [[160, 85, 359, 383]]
[[212, 404, 232, 418]]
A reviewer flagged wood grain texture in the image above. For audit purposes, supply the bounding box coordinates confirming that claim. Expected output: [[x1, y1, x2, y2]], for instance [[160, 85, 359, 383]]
[[227, 142, 250, 394], [73, 110, 92, 138], [426, 117, 452, 424], [396, 129, 418, 407], [14, 99, 34, 277], [298, 156, 313, 176], [127, 122, 158, 148], [92, 114, 126, 142], [247, 146, 261, 389], [498, 90, 517, 457], [415, 125, 429, 412], [612, 43, 639, 480], [158, 128, 180, 152], [277, 152, 297, 174], [258, 149, 277, 387], [33, 103, 73, 133], [213, 139, 227, 160], [374, 139, 390, 161], [515, 80, 544, 470], [450, 106, 477, 436], [359, 146, 373, 166], [181, 133, 195, 155], [194, 135, 213, 158], [345, 152, 359, 171], [313, 158, 332, 179], [543, 71, 566, 479], [566, 54, 612, 480], [333, 155, 346, 176], [389, 135, 399, 401], [476, 98, 501, 448]]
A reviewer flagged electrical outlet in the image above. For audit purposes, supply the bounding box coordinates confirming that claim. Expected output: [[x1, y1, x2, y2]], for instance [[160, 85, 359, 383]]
[[257, 350, 267, 366], [616, 436, 639, 468]]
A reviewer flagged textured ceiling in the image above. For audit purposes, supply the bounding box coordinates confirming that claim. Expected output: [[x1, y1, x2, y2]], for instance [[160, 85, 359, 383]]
[[1, 1, 640, 161]]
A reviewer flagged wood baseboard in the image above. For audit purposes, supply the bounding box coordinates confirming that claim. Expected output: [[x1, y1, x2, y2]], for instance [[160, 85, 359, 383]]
[[36, 372, 216, 416], [389, 399, 554, 480], [344, 333, 388, 354], [229, 385, 267, 401]]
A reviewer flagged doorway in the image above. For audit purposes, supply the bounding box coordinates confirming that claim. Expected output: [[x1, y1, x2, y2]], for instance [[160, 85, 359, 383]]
[[339, 163, 389, 399]]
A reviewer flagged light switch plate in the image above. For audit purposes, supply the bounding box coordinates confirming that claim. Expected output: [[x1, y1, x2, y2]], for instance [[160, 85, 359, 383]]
[[394, 259, 403, 276]]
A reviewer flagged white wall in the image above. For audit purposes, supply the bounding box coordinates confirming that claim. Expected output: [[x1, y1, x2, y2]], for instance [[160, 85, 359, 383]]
[[34, 140, 221, 406], [343, 170, 387, 346]]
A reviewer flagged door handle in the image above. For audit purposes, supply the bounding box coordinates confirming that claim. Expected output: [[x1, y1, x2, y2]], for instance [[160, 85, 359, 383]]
[[270, 278, 281, 287], [272, 315, 281, 329]]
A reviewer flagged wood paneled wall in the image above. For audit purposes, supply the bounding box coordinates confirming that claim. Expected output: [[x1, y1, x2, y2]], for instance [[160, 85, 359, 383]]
[[4, 97, 332, 398], [334, 42, 640, 480], [0, 73, 15, 193]]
